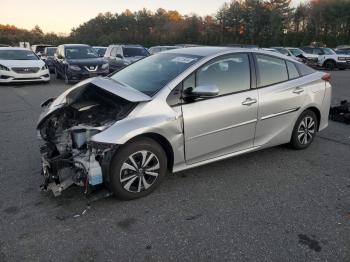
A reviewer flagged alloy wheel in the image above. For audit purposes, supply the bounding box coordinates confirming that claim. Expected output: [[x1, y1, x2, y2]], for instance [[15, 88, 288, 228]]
[[297, 116, 316, 145], [119, 150, 160, 193]]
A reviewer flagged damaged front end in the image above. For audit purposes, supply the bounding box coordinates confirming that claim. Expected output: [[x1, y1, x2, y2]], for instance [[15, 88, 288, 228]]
[[37, 77, 150, 196]]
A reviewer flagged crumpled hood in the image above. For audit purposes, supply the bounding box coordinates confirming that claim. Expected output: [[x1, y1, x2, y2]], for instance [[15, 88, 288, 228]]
[[37, 76, 151, 127], [0, 59, 45, 68]]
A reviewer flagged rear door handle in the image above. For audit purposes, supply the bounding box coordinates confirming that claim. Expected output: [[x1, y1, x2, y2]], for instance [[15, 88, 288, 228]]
[[242, 97, 257, 106], [293, 87, 304, 94]]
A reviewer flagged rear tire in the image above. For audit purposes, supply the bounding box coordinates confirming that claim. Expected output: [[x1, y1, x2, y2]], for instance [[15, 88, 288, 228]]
[[290, 110, 318, 150], [324, 60, 336, 71], [109, 138, 167, 200], [64, 69, 71, 85], [54, 68, 61, 79]]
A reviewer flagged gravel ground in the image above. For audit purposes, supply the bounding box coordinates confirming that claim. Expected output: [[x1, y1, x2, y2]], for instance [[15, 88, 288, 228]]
[[0, 70, 349, 262]]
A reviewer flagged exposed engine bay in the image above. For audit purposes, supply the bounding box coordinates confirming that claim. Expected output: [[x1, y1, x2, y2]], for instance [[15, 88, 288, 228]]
[[37, 83, 136, 196]]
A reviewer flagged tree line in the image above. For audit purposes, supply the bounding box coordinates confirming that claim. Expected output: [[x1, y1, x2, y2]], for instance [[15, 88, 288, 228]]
[[1, 0, 350, 48]]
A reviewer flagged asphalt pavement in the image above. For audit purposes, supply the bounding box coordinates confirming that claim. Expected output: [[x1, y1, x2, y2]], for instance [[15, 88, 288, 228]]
[[0, 71, 349, 262]]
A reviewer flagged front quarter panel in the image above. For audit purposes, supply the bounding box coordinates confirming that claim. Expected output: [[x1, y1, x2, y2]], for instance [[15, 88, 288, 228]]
[[90, 100, 185, 167]]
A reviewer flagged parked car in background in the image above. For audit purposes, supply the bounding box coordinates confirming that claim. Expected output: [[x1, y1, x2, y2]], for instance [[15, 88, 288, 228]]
[[37, 47, 331, 199], [93, 46, 107, 57], [104, 44, 150, 72], [31, 44, 54, 57], [301, 47, 350, 70], [41, 47, 57, 73], [285, 47, 319, 66], [334, 49, 350, 55], [262, 48, 280, 53], [149, 45, 181, 55], [53, 44, 109, 84], [271, 47, 305, 63], [0, 47, 50, 83]]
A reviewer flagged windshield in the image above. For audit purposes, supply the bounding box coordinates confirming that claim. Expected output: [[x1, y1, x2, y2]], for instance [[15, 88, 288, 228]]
[[322, 48, 336, 55], [47, 48, 57, 56], [93, 47, 107, 56], [0, 50, 38, 60], [110, 53, 202, 96], [65, 46, 99, 59], [289, 48, 303, 57], [122, 47, 149, 58]]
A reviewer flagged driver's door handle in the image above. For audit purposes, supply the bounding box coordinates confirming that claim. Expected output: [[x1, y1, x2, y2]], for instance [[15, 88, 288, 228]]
[[242, 97, 257, 106]]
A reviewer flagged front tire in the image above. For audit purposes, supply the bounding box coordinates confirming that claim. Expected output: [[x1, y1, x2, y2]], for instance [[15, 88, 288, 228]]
[[110, 138, 167, 200], [324, 60, 336, 71], [290, 110, 318, 150]]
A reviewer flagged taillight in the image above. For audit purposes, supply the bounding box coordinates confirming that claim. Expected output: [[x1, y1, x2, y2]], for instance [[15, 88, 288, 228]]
[[322, 73, 331, 82]]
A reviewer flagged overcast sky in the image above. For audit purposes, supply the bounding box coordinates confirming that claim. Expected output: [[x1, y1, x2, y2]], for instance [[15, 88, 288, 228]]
[[0, 0, 306, 34]]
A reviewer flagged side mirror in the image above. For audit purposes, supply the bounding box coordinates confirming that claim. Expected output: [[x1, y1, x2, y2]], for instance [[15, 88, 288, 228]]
[[57, 54, 63, 59], [186, 85, 219, 98], [116, 54, 123, 59]]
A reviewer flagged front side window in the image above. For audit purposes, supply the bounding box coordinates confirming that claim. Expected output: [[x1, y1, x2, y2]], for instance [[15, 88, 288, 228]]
[[256, 54, 288, 87], [110, 53, 202, 96], [0, 50, 38, 60], [289, 48, 303, 57], [322, 48, 336, 55], [65, 46, 99, 59], [195, 53, 251, 96]]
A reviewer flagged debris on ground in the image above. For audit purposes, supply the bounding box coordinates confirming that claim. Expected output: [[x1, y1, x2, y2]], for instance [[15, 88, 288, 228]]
[[329, 100, 350, 124]]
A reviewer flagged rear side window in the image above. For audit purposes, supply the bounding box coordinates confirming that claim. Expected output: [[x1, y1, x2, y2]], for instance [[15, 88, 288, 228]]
[[286, 61, 300, 79], [256, 55, 288, 87], [296, 63, 316, 76], [196, 53, 251, 95]]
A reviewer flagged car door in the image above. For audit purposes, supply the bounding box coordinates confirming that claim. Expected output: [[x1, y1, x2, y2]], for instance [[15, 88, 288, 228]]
[[181, 53, 259, 164], [253, 54, 308, 147]]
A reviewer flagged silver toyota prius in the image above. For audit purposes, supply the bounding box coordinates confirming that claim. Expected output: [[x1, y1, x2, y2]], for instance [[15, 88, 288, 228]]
[[37, 47, 332, 200]]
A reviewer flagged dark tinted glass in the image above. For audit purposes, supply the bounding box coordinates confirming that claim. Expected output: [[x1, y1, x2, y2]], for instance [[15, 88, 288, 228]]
[[123, 47, 149, 57], [196, 53, 251, 95], [256, 54, 288, 87], [286, 61, 300, 79], [65, 46, 99, 59], [0, 50, 38, 60], [47, 48, 57, 56], [111, 53, 202, 96]]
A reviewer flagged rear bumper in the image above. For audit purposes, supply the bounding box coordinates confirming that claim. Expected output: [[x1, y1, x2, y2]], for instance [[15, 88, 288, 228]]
[[0, 69, 50, 83]]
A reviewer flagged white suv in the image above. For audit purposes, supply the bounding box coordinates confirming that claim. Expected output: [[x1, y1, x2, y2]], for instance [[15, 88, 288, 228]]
[[301, 47, 350, 70]]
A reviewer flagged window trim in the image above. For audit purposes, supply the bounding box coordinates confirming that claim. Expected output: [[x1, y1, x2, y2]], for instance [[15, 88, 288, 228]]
[[192, 52, 253, 96], [285, 60, 301, 80], [167, 52, 255, 106], [252, 53, 299, 89]]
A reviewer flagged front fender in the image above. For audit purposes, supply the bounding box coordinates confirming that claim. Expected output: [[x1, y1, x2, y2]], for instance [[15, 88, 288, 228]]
[[90, 114, 182, 145]]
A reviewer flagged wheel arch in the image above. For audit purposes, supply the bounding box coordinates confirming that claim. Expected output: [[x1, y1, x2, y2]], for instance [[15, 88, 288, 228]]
[[322, 59, 336, 67], [126, 132, 175, 171], [302, 106, 321, 131]]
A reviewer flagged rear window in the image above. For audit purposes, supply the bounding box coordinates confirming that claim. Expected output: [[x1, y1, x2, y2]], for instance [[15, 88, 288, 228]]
[[256, 54, 288, 87]]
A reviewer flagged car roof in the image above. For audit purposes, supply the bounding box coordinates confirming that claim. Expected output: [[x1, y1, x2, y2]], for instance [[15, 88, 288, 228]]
[[162, 46, 236, 56], [108, 44, 144, 48], [0, 47, 32, 51], [62, 44, 91, 48]]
